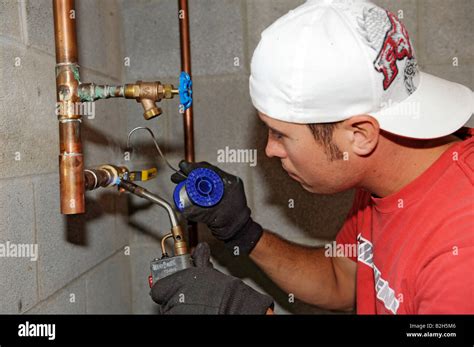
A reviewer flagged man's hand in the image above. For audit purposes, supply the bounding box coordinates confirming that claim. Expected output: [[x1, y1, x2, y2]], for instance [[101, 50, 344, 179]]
[[150, 243, 274, 314], [171, 160, 263, 254]]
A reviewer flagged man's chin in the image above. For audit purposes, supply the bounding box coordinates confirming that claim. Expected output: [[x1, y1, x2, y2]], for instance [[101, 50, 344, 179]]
[[301, 183, 340, 195]]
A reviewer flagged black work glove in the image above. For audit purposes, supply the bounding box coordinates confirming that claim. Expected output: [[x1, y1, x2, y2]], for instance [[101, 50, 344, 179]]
[[150, 243, 274, 314], [172, 160, 263, 255]]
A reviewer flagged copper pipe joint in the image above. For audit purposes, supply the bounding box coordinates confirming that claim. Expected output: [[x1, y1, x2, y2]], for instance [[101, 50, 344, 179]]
[[84, 165, 129, 191]]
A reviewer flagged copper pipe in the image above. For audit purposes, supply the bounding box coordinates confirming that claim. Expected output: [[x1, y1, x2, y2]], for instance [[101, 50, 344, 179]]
[[84, 165, 128, 191], [53, 0, 84, 214], [178, 0, 198, 247], [178, 0, 195, 162], [84, 169, 112, 191]]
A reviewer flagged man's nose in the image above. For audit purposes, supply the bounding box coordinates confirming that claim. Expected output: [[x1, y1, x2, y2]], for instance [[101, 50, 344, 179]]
[[265, 138, 284, 159]]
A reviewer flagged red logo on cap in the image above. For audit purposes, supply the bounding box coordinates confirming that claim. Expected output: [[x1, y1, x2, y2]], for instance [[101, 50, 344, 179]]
[[374, 11, 414, 90]]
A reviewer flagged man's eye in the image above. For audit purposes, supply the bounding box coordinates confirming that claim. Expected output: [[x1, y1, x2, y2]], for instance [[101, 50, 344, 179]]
[[269, 129, 284, 139]]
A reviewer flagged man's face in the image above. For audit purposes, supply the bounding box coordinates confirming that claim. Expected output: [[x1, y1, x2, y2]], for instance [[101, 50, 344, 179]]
[[258, 112, 359, 194]]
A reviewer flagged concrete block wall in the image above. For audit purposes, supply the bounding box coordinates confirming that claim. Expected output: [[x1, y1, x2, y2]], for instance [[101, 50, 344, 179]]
[[1, 0, 472, 315], [0, 0, 132, 314]]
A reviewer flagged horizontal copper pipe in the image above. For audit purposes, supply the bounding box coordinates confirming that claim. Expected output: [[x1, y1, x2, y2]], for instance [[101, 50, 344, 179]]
[[84, 165, 129, 191], [53, 0, 84, 214]]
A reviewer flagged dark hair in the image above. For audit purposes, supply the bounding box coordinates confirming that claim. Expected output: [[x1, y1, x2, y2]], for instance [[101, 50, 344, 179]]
[[307, 122, 344, 161]]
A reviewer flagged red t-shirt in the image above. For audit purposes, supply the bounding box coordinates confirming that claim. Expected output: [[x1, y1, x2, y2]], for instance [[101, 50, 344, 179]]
[[336, 129, 474, 314]]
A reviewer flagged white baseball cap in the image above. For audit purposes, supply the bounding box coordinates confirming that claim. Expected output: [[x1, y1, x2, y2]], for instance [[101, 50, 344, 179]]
[[249, 0, 473, 139]]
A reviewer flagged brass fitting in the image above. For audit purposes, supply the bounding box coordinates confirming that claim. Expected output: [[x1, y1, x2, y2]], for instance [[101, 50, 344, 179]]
[[171, 225, 188, 256], [84, 165, 130, 191], [124, 81, 178, 120]]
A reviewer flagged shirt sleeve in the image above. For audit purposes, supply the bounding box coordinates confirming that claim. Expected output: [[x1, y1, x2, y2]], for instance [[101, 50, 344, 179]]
[[414, 246, 474, 314]]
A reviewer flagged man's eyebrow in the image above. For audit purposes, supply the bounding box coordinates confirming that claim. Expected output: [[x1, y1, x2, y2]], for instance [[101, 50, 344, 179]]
[[260, 119, 288, 136], [268, 126, 287, 136]]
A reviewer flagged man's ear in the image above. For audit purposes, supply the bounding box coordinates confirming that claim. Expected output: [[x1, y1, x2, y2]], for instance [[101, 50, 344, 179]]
[[341, 115, 380, 156]]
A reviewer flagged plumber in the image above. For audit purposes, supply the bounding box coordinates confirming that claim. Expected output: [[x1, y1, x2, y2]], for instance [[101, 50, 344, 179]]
[[151, 0, 474, 314]]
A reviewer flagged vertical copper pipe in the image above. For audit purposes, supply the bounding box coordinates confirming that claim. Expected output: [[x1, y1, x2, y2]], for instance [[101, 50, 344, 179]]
[[178, 0, 197, 247], [178, 0, 195, 163], [53, 0, 85, 214]]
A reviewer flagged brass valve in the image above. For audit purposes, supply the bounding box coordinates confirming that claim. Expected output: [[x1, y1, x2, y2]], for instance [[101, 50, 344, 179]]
[[124, 81, 179, 120]]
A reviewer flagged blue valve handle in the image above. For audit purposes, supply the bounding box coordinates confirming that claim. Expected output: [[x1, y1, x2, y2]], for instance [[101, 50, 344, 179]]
[[178, 72, 193, 110], [173, 167, 224, 212]]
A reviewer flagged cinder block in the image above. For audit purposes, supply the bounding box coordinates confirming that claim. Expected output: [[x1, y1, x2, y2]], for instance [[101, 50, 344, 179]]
[[26, 0, 55, 54], [26, 0, 123, 79], [122, 0, 246, 78], [27, 278, 86, 314], [76, 0, 123, 80], [0, 43, 58, 179], [184, 74, 257, 160], [418, 0, 473, 65], [85, 251, 132, 314], [33, 173, 129, 300], [246, 0, 305, 63], [188, 0, 245, 76], [0, 177, 38, 313], [120, 0, 180, 80], [0, 0, 22, 41]]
